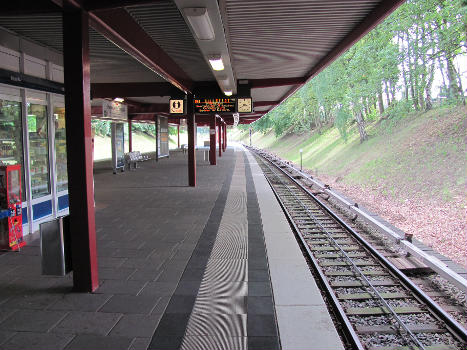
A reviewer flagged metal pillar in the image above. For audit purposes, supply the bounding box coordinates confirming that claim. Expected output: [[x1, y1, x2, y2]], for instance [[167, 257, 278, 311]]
[[128, 119, 133, 152], [155, 115, 159, 162], [62, 7, 98, 292], [220, 123, 224, 152], [225, 123, 227, 149], [209, 115, 216, 165], [177, 124, 180, 149], [187, 94, 196, 186], [218, 122, 222, 157], [223, 122, 226, 151]]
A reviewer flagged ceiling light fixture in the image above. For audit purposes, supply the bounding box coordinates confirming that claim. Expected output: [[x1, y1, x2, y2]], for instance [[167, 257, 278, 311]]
[[224, 90, 233, 96], [208, 55, 224, 71], [113, 97, 124, 103], [184, 8, 215, 41]]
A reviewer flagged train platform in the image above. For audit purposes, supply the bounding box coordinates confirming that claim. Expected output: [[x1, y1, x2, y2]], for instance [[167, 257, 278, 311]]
[[0, 145, 343, 350]]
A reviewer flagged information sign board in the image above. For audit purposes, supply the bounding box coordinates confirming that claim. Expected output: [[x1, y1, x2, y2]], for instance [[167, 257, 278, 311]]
[[111, 122, 125, 173], [194, 98, 236, 114]]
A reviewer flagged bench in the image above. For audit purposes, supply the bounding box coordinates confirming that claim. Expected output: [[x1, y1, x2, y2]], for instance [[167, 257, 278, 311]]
[[181, 144, 188, 154], [125, 151, 150, 170]]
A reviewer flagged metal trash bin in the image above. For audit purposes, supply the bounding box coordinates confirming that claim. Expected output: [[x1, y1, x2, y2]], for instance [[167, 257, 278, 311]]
[[40, 216, 72, 276]]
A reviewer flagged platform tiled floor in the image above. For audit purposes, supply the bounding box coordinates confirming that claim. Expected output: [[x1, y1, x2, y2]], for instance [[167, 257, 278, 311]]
[[1, 145, 464, 350], [0, 149, 239, 350], [148, 150, 279, 350], [0, 147, 284, 350]]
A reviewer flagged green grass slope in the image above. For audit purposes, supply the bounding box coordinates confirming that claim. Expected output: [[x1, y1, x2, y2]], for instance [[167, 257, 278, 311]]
[[234, 105, 467, 265], [236, 105, 466, 204], [93, 132, 184, 161]]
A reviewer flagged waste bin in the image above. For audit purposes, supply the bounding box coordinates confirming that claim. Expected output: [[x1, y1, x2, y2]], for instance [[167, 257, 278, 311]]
[[40, 216, 72, 276]]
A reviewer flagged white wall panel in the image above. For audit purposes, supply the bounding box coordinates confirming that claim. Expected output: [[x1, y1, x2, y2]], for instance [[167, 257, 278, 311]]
[[0, 46, 20, 72], [24, 54, 47, 79], [50, 63, 64, 83]]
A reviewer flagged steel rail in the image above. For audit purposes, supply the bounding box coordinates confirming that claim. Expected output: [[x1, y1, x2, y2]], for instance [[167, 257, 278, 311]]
[[259, 155, 427, 350], [253, 146, 467, 294], [261, 170, 365, 350], [249, 146, 467, 344]]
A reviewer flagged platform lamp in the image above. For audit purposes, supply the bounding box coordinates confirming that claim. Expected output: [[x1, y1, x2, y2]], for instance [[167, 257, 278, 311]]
[[300, 149, 303, 171]]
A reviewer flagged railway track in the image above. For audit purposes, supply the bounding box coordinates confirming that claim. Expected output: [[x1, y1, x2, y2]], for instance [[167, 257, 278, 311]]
[[249, 147, 467, 350]]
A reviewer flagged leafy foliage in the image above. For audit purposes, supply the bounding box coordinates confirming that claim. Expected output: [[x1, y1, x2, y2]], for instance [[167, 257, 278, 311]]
[[246, 0, 466, 142]]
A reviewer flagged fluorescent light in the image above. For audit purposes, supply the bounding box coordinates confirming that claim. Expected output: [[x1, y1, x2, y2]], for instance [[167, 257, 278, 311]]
[[184, 8, 215, 41], [224, 90, 232, 96], [208, 55, 224, 71], [113, 97, 124, 103]]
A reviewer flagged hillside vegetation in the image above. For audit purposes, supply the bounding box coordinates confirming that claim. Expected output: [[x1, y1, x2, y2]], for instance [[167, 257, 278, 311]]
[[93, 131, 181, 161], [233, 0, 466, 266], [234, 105, 467, 266]]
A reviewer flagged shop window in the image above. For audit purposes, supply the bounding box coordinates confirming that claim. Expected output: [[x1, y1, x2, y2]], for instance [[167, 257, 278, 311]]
[[0, 99, 25, 197], [54, 107, 68, 193], [27, 103, 50, 199]]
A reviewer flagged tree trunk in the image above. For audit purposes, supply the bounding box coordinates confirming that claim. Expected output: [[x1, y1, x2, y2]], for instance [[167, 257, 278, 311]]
[[425, 59, 435, 111], [438, 57, 448, 97], [455, 62, 466, 105], [390, 81, 396, 104], [354, 111, 368, 143], [377, 91, 384, 116], [384, 80, 391, 107], [445, 53, 461, 100]]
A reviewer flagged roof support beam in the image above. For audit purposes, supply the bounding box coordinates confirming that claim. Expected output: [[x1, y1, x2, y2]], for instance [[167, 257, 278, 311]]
[[89, 8, 192, 93], [306, 0, 406, 80], [254, 101, 279, 107], [276, 0, 406, 109], [83, 0, 165, 11], [91, 82, 177, 98], [1, 1, 62, 15], [47, 1, 193, 93], [128, 103, 168, 114], [249, 78, 305, 89]]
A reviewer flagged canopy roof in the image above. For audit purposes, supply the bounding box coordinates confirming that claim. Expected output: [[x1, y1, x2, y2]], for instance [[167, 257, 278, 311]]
[[1, 0, 404, 124]]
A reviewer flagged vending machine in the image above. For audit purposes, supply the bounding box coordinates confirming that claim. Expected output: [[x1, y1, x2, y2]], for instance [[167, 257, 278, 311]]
[[0, 164, 25, 251]]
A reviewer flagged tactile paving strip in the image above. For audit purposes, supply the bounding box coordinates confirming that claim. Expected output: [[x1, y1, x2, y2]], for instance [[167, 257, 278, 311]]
[[181, 154, 248, 350]]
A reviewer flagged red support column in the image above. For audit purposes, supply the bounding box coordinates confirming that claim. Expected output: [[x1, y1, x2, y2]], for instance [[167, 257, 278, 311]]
[[128, 119, 133, 152], [218, 122, 222, 157], [209, 115, 216, 165], [177, 124, 180, 149], [187, 94, 196, 186], [223, 123, 226, 151], [62, 7, 99, 292], [225, 123, 227, 149]]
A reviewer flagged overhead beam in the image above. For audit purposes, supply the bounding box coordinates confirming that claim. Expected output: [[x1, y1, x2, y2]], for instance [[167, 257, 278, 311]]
[[91, 82, 177, 98], [128, 103, 168, 114], [83, 0, 165, 11], [249, 78, 305, 89], [89, 8, 192, 93], [45, 0, 193, 92], [1, 0, 62, 15], [306, 0, 406, 81], [275, 0, 406, 111], [254, 101, 279, 107]]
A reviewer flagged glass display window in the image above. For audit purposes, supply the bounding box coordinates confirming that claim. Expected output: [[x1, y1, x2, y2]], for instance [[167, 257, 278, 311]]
[[27, 103, 50, 199], [54, 106, 68, 193], [0, 99, 25, 196]]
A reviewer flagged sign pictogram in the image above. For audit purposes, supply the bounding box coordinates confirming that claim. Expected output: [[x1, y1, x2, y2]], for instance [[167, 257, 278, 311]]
[[169, 99, 185, 114]]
